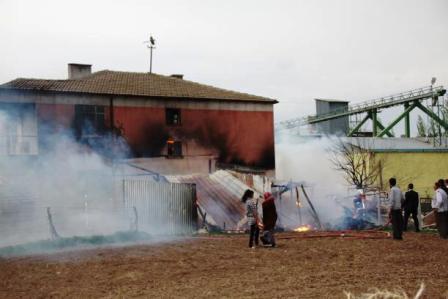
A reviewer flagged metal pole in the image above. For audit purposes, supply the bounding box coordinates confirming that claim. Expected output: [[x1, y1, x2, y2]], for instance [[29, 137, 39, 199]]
[[376, 192, 381, 225], [149, 46, 153, 74], [276, 191, 282, 228], [295, 187, 302, 226], [404, 102, 410, 138], [371, 109, 377, 137], [47, 207, 60, 240], [438, 102, 442, 146]]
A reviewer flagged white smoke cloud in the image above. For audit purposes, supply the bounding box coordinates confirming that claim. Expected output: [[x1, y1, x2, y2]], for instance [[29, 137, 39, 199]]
[[0, 108, 159, 250], [275, 133, 359, 229]]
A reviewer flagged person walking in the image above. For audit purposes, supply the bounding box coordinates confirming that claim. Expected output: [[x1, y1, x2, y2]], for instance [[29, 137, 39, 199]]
[[241, 189, 260, 248], [388, 178, 404, 240], [260, 192, 278, 247], [432, 181, 448, 239], [403, 183, 420, 232]]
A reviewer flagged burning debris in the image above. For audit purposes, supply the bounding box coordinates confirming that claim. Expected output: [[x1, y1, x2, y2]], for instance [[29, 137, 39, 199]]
[[293, 224, 312, 232], [269, 179, 384, 233]]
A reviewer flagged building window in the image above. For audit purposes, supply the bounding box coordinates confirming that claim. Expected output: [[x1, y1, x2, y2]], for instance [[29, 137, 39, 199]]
[[0, 103, 38, 155], [167, 138, 182, 158], [166, 108, 181, 125], [74, 105, 105, 138]]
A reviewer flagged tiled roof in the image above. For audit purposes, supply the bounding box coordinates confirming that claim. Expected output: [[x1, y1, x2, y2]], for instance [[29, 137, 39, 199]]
[[0, 70, 276, 103]]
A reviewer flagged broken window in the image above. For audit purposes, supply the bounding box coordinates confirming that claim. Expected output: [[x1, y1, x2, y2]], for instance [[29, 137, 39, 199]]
[[74, 105, 105, 138], [167, 138, 182, 157], [166, 108, 181, 125]]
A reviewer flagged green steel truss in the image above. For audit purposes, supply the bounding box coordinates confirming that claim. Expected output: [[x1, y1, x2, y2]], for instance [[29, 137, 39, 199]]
[[277, 85, 447, 137]]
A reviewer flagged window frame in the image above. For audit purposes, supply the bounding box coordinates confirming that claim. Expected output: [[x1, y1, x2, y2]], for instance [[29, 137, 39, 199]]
[[74, 104, 106, 138], [165, 108, 182, 126], [167, 139, 183, 158]]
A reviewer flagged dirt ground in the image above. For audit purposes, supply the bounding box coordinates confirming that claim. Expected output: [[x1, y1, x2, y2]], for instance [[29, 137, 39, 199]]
[[1, 231, 447, 299]]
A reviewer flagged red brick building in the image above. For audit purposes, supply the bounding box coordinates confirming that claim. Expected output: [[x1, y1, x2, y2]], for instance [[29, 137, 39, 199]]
[[0, 64, 277, 175]]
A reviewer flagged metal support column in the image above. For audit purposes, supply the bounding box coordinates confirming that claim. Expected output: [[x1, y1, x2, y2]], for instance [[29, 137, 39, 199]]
[[404, 102, 410, 138], [371, 109, 378, 137], [378, 102, 417, 137]]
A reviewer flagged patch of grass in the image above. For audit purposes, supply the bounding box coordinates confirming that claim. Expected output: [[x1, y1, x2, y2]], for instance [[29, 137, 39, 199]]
[[0, 231, 152, 257]]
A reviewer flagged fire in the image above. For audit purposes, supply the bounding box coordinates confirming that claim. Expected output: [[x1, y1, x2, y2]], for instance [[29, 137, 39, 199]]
[[294, 225, 311, 232]]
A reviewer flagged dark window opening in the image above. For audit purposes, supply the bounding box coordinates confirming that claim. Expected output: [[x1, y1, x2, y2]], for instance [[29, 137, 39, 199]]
[[167, 139, 182, 158], [166, 108, 181, 125], [74, 105, 106, 139]]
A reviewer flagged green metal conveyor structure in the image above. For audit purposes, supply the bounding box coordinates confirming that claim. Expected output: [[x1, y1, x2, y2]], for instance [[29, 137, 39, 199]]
[[277, 86, 447, 138]]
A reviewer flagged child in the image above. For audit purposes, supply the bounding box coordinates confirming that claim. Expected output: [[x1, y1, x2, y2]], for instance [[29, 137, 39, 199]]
[[241, 189, 259, 248]]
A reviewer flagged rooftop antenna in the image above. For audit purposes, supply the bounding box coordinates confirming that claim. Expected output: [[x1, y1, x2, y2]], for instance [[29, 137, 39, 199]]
[[143, 35, 156, 73]]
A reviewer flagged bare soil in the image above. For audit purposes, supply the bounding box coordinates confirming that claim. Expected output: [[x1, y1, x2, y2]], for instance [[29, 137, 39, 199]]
[[1, 231, 447, 299]]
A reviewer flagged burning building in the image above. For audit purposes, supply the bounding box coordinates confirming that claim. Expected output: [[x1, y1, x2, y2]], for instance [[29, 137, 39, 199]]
[[0, 63, 277, 175]]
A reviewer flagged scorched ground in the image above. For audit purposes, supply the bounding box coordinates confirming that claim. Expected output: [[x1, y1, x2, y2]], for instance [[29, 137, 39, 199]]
[[0, 232, 447, 298]]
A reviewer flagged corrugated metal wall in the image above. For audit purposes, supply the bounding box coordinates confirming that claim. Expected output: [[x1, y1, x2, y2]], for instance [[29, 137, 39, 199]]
[[123, 180, 197, 235]]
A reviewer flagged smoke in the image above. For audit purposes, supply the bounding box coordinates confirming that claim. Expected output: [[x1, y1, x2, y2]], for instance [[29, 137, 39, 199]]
[[0, 107, 172, 252], [275, 133, 359, 229]]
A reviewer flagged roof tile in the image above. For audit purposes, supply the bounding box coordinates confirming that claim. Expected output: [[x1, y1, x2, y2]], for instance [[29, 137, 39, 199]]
[[0, 70, 276, 103]]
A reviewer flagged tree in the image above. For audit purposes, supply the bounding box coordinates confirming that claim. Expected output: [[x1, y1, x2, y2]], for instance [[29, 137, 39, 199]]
[[443, 96, 448, 137], [416, 115, 427, 137], [417, 95, 448, 138], [427, 118, 438, 137], [328, 138, 383, 190]]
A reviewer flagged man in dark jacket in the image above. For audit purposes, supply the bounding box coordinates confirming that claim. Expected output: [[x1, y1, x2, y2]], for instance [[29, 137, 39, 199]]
[[403, 183, 420, 232], [260, 192, 278, 247]]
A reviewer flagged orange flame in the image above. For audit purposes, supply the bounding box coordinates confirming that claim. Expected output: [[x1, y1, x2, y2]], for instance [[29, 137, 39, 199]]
[[294, 225, 311, 232]]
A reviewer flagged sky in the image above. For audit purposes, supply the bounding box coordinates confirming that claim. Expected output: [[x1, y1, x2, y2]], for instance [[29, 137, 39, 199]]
[[1, 0, 447, 129]]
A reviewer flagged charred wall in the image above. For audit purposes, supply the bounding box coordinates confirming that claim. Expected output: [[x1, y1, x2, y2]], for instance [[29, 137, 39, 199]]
[[35, 104, 275, 169], [113, 107, 275, 169], [1, 90, 275, 170]]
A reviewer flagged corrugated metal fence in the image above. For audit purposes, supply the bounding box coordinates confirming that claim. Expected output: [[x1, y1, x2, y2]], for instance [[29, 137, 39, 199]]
[[123, 180, 197, 235]]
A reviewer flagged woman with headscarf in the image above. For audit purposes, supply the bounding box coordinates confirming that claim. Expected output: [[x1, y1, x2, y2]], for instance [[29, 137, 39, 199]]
[[432, 181, 448, 239], [260, 192, 278, 247], [241, 189, 260, 248]]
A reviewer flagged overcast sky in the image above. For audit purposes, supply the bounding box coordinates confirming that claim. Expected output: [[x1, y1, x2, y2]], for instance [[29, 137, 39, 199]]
[[1, 0, 447, 126]]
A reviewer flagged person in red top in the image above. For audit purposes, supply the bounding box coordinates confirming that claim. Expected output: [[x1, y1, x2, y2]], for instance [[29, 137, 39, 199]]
[[260, 192, 278, 247]]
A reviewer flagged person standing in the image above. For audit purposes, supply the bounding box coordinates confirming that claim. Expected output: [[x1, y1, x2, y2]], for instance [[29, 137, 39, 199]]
[[438, 179, 448, 195], [260, 192, 278, 247], [241, 189, 260, 248], [388, 178, 404, 240], [432, 181, 448, 239], [403, 183, 420, 232]]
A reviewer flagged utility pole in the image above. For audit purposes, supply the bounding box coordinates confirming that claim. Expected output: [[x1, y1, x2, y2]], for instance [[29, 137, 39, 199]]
[[144, 35, 156, 73]]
